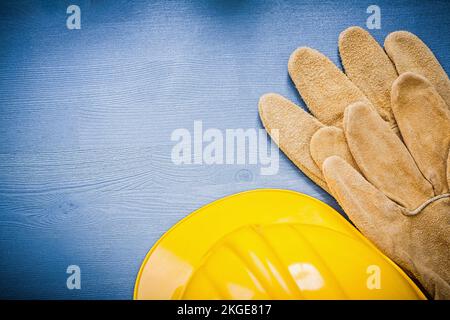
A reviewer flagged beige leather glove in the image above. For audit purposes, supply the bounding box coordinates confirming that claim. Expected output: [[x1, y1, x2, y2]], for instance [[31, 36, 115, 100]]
[[258, 27, 450, 299], [322, 73, 450, 299], [259, 26, 450, 192]]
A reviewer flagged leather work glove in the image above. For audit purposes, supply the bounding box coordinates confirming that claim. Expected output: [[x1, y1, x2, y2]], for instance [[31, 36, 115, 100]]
[[259, 26, 450, 193], [322, 73, 450, 300], [258, 27, 450, 299]]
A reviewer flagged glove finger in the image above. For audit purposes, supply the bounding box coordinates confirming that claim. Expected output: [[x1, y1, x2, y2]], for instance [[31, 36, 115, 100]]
[[288, 47, 370, 127], [392, 72, 450, 194], [344, 101, 434, 210], [339, 26, 399, 129], [322, 156, 405, 255], [258, 93, 329, 191], [310, 126, 359, 172], [385, 31, 450, 108]]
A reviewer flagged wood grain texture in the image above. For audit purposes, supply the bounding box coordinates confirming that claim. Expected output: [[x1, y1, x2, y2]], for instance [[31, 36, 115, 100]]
[[0, 0, 449, 299]]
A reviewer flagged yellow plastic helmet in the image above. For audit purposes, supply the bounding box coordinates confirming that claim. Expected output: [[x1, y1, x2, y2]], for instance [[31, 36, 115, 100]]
[[134, 189, 425, 300]]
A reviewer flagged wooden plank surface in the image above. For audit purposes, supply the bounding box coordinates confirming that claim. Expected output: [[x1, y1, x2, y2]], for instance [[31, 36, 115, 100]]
[[0, 0, 449, 299]]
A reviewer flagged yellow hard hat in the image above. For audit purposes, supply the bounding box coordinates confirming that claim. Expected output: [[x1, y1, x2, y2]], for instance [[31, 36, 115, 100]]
[[134, 189, 425, 300]]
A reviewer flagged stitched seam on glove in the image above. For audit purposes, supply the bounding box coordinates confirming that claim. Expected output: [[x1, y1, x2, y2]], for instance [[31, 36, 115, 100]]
[[405, 193, 450, 216]]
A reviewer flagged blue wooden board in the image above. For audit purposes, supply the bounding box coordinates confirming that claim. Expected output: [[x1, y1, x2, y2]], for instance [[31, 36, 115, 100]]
[[0, 0, 449, 299]]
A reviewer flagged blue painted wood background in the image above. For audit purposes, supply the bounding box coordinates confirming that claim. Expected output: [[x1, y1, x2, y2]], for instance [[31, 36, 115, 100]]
[[0, 0, 449, 299]]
